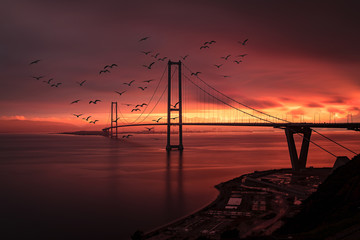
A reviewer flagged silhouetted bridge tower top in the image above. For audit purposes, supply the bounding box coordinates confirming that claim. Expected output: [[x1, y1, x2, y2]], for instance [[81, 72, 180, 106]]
[[103, 60, 360, 171]]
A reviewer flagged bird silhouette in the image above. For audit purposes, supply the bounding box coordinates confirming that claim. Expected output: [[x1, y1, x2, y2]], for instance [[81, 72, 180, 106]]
[[73, 113, 83, 118], [89, 120, 99, 124], [143, 79, 154, 83], [123, 80, 135, 86], [234, 60, 242, 64], [139, 37, 150, 41], [89, 100, 101, 104], [71, 100, 80, 104], [43, 78, 53, 84], [33, 76, 44, 80], [122, 103, 132, 106], [214, 64, 223, 69], [152, 117, 162, 122], [140, 103, 147, 107], [51, 83, 62, 87], [145, 127, 154, 131], [158, 57, 167, 61], [135, 104, 142, 108], [131, 108, 141, 112], [29, 60, 40, 65], [104, 64, 118, 69], [99, 69, 110, 74], [222, 75, 231, 78], [83, 116, 91, 121], [122, 134, 133, 138], [238, 39, 248, 45], [141, 51, 151, 55], [221, 55, 231, 60], [204, 40, 216, 45], [151, 53, 159, 58], [170, 117, 178, 120], [77, 80, 86, 86], [200, 45, 209, 50], [181, 55, 189, 60], [237, 54, 248, 57], [172, 101, 180, 108], [138, 86, 147, 91], [143, 62, 155, 69], [115, 90, 126, 96], [191, 72, 201, 76]]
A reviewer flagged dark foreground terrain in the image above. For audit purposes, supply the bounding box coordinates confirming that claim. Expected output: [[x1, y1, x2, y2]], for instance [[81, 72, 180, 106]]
[[139, 154, 360, 240]]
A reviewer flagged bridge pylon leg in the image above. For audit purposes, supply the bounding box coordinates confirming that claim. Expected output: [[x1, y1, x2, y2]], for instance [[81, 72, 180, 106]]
[[110, 102, 118, 138], [166, 60, 183, 151], [285, 127, 312, 171]]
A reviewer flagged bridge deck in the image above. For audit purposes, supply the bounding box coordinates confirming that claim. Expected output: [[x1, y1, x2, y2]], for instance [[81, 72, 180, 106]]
[[102, 122, 360, 131]]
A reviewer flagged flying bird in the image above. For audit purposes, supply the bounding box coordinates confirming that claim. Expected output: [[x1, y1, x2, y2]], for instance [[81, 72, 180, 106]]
[[204, 40, 216, 45], [214, 64, 223, 69], [32, 76, 44, 80], [99, 69, 110, 74], [145, 127, 154, 131], [151, 53, 159, 58], [234, 60, 242, 64], [122, 134, 133, 138], [181, 55, 189, 60], [142, 62, 155, 69], [77, 80, 86, 86], [104, 64, 118, 69], [51, 82, 62, 87], [143, 79, 154, 83], [238, 39, 248, 45], [89, 120, 99, 124], [200, 45, 209, 50], [139, 36, 150, 41], [138, 86, 147, 91], [158, 57, 167, 61], [43, 78, 53, 84], [73, 113, 83, 118], [29, 59, 40, 65], [170, 117, 179, 120], [115, 90, 126, 96], [237, 54, 248, 57], [172, 102, 180, 108], [122, 103, 132, 106], [123, 80, 135, 86], [222, 75, 231, 78], [71, 99, 80, 104], [141, 51, 151, 55], [131, 108, 141, 112], [152, 117, 162, 123], [191, 72, 201, 76], [83, 116, 91, 121], [221, 55, 231, 60], [89, 100, 101, 104], [140, 103, 147, 107]]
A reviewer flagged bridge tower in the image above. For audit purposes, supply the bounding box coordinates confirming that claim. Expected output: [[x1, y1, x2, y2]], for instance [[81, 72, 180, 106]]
[[285, 126, 312, 171], [110, 101, 118, 138], [166, 60, 183, 151]]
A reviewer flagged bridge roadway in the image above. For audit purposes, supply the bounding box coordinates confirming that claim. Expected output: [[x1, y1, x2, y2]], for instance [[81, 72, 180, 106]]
[[102, 122, 360, 131]]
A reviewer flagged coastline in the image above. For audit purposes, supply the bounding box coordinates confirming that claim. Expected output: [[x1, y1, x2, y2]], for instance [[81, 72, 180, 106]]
[[144, 167, 332, 240]]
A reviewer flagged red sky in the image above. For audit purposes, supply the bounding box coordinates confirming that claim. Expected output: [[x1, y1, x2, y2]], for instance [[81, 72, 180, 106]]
[[1, 0, 360, 132]]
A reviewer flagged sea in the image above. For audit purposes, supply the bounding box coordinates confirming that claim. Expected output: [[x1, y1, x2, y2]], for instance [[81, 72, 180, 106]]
[[0, 130, 359, 239]]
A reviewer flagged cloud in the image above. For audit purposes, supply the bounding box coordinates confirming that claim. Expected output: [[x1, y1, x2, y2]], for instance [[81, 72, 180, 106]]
[[323, 96, 350, 104], [306, 102, 324, 108]]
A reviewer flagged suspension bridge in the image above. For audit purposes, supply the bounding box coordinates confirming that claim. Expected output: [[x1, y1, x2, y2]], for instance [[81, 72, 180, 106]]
[[103, 61, 360, 171]]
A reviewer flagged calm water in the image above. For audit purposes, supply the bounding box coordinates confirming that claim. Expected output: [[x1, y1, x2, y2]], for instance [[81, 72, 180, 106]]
[[0, 131, 359, 239]]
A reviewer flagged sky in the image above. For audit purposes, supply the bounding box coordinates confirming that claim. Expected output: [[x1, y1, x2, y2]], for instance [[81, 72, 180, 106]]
[[1, 0, 360, 131]]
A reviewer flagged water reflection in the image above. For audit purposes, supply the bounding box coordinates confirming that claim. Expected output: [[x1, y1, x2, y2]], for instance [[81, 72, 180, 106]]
[[165, 151, 184, 219]]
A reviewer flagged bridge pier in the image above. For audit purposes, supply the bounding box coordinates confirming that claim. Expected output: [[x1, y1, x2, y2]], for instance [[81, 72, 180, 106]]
[[285, 127, 312, 171]]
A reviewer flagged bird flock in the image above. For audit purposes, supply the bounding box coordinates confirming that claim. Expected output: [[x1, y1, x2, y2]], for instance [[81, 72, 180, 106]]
[[28, 35, 249, 138]]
